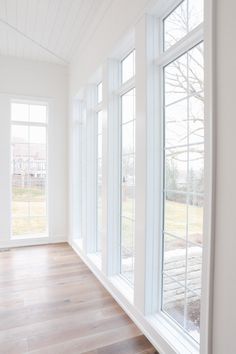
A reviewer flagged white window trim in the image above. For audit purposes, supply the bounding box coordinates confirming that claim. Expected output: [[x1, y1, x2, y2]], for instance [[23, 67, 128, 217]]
[[10, 99, 49, 240], [145, 0, 215, 353], [118, 50, 136, 287], [84, 80, 104, 265]]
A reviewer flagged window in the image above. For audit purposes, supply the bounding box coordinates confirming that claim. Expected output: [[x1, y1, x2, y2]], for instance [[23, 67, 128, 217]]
[[163, 0, 204, 50], [121, 51, 136, 84], [96, 110, 103, 252], [120, 51, 136, 284], [97, 82, 103, 103], [11, 102, 48, 237], [161, 2, 204, 344], [95, 82, 103, 254]]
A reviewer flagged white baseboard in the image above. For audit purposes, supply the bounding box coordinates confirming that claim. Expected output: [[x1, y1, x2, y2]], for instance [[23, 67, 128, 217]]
[[0, 235, 67, 249]]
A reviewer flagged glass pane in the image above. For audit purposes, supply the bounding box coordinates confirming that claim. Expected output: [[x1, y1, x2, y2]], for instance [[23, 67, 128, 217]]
[[12, 218, 30, 235], [12, 125, 28, 144], [122, 51, 135, 83], [163, 234, 186, 283], [164, 53, 187, 105], [11, 103, 29, 122], [122, 155, 135, 186], [165, 147, 188, 192], [188, 0, 204, 31], [162, 276, 185, 328], [29, 217, 47, 234], [29, 104, 47, 123], [164, 0, 187, 50], [97, 82, 103, 103], [122, 185, 135, 219], [122, 89, 135, 124], [29, 143, 46, 160], [98, 158, 102, 182], [165, 99, 188, 147], [12, 202, 29, 218], [164, 192, 187, 238], [188, 194, 204, 245], [30, 126, 46, 144], [188, 144, 204, 194], [121, 217, 134, 283], [97, 111, 103, 134], [189, 96, 204, 144], [28, 177, 46, 202], [186, 290, 201, 341], [29, 202, 46, 217], [98, 134, 102, 159], [164, 0, 203, 51], [187, 244, 202, 294], [188, 43, 204, 96], [122, 121, 135, 155], [12, 143, 28, 159]]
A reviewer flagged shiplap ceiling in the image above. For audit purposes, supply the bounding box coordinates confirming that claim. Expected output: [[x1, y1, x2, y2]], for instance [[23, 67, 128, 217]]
[[0, 0, 112, 65]]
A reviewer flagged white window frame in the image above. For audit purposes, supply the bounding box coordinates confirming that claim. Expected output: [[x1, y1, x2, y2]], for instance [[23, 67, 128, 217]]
[[10, 99, 49, 239], [116, 49, 136, 287], [95, 83, 103, 256], [72, 96, 86, 249], [144, 0, 214, 353], [85, 79, 103, 269]]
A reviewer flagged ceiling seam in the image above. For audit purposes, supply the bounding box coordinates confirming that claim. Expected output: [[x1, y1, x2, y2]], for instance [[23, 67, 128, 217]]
[[0, 16, 69, 65]]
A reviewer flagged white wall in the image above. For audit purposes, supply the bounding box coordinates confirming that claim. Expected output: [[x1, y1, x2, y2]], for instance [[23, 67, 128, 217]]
[[213, 0, 236, 353], [0, 55, 68, 246]]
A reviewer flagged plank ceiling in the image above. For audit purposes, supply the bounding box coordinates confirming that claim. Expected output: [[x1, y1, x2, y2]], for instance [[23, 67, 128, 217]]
[[0, 0, 112, 65]]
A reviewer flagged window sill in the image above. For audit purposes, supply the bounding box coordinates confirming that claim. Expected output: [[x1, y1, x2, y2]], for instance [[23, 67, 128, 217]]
[[147, 312, 200, 354]]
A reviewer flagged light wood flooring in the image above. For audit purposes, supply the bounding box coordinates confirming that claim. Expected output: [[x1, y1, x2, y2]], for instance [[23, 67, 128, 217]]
[[0, 243, 158, 354]]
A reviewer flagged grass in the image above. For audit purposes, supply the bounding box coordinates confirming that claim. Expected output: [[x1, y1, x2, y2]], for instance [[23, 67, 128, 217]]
[[12, 187, 203, 244], [165, 200, 203, 244], [12, 187, 47, 236]]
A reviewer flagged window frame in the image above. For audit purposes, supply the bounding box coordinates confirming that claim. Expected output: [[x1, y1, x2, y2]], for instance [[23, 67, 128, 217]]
[[10, 99, 49, 239], [117, 49, 136, 286], [146, 1, 207, 352], [95, 87, 103, 255]]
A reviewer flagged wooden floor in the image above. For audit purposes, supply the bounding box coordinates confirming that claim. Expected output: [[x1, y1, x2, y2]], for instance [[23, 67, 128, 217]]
[[0, 243, 157, 354]]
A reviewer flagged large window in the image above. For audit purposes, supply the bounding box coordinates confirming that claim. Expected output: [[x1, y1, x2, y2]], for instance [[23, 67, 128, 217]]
[[120, 51, 136, 284], [96, 82, 103, 253], [161, 0, 204, 343], [11, 101, 48, 237]]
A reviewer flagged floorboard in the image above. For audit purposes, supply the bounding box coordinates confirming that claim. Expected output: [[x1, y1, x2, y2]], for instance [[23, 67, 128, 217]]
[[0, 243, 158, 354]]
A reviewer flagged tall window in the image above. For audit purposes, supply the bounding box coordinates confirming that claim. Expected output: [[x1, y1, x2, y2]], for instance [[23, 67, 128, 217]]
[[96, 82, 103, 253], [120, 51, 136, 284], [11, 102, 48, 237], [161, 0, 204, 343]]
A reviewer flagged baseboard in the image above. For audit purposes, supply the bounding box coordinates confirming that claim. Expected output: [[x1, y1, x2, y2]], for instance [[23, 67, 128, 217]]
[[0, 235, 67, 249]]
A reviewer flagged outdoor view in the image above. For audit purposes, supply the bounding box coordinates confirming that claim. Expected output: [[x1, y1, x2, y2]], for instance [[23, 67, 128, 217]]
[[97, 107, 103, 253], [11, 102, 48, 237], [121, 87, 136, 284], [162, 0, 204, 343], [120, 51, 136, 283]]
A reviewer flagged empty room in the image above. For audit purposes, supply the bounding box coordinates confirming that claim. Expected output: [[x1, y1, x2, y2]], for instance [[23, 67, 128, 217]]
[[0, 0, 234, 353]]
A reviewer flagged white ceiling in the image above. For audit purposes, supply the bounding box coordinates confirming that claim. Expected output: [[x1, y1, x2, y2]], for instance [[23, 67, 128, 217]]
[[0, 0, 112, 65]]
